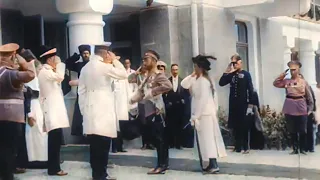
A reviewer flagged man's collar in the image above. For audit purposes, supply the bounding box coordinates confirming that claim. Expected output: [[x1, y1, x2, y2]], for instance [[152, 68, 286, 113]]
[[91, 55, 104, 62]]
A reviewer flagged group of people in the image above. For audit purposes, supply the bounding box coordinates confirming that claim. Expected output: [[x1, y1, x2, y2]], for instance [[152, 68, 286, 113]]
[[1, 39, 319, 180], [0, 43, 69, 180]]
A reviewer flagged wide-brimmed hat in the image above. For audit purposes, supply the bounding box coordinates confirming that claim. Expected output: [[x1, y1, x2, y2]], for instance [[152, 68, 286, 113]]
[[0, 43, 19, 53], [287, 60, 302, 69], [192, 55, 216, 71]]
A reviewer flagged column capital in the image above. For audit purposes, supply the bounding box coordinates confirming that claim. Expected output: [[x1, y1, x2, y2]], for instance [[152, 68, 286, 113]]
[[56, 0, 113, 15]]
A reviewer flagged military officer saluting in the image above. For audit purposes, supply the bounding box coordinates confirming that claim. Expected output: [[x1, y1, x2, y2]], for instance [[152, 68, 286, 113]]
[[0, 43, 35, 180], [219, 54, 254, 154]]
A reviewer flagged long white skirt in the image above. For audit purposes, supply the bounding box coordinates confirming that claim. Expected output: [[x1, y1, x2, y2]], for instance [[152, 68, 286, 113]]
[[196, 114, 227, 160], [25, 99, 48, 162]]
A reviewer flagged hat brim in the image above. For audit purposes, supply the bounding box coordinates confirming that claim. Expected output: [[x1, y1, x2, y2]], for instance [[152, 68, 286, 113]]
[[0, 43, 19, 53], [40, 48, 57, 58]]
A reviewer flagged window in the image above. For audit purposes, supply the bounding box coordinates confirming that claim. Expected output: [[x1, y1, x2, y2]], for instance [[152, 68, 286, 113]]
[[235, 21, 249, 71]]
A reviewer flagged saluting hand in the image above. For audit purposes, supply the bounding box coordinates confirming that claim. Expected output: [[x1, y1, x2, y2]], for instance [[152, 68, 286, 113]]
[[225, 63, 236, 73]]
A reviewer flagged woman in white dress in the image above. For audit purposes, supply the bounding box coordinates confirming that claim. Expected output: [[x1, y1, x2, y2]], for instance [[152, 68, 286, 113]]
[[181, 55, 227, 174], [25, 60, 48, 163]]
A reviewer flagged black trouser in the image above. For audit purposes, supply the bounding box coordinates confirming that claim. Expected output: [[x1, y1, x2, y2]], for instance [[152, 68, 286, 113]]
[[234, 115, 253, 151], [146, 114, 169, 168], [112, 131, 124, 152], [285, 114, 307, 152], [48, 128, 63, 174], [16, 123, 28, 169], [166, 104, 184, 148], [306, 113, 317, 151], [71, 97, 84, 136], [88, 135, 111, 179], [141, 118, 153, 146], [0, 121, 21, 180]]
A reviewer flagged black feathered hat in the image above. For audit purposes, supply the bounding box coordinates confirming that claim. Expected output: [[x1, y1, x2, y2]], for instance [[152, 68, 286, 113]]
[[192, 55, 216, 71]]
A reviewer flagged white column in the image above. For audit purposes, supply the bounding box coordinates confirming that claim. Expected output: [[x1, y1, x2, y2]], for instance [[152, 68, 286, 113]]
[[300, 40, 317, 87], [55, 0, 113, 144], [56, 0, 113, 97], [66, 13, 106, 97]]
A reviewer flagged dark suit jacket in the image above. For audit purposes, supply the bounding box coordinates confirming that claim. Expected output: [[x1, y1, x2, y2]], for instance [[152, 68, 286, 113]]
[[163, 76, 190, 106]]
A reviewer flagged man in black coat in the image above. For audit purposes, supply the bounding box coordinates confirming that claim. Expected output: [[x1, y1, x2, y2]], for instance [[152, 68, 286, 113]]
[[66, 45, 91, 136], [219, 54, 254, 153], [163, 64, 191, 149]]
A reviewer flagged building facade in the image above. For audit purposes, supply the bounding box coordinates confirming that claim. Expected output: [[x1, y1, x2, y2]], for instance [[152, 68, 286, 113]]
[[1, 0, 319, 144]]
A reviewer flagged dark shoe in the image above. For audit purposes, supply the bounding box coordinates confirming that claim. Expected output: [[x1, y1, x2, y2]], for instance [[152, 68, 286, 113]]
[[176, 147, 183, 150], [310, 150, 315, 153], [235, 149, 242, 153], [242, 150, 250, 154], [147, 167, 166, 175], [14, 168, 26, 174], [60, 160, 64, 164], [203, 158, 220, 174], [290, 150, 299, 155], [146, 144, 155, 150], [48, 170, 68, 176], [299, 150, 307, 155], [203, 167, 220, 174], [118, 149, 127, 153], [141, 145, 147, 150], [112, 150, 118, 153]]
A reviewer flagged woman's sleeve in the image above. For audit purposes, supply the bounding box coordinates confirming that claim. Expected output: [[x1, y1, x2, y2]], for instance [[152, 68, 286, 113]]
[[181, 75, 196, 89]]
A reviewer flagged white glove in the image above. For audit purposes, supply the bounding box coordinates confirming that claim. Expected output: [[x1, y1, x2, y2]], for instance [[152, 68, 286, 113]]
[[190, 119, 200, 131], [27, 112, 35, 119], [246, 107, 254, 115]]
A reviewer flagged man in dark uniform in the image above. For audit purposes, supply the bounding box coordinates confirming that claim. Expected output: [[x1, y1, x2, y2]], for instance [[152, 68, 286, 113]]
[[219, 54, 254, 154], [163, 64, 190, 149], [66, 45, 91, 136], [0, 43, 35, 180]]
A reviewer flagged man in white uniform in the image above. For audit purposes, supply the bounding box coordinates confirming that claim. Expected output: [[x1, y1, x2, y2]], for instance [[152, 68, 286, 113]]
[[78, 44, 128, 180], [38, 46, 69, 176]]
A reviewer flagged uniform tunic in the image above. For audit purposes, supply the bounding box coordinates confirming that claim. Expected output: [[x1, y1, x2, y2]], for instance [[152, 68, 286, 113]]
[[0, 67, 25, 123], [78, 55, 128, 138], [38, 63, 70, 132], [219, 70, 254, 129]]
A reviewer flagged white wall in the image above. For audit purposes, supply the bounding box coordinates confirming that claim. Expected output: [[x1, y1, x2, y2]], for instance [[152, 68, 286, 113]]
[[259, 18, 286, 111], [198, 4, 237, 110]]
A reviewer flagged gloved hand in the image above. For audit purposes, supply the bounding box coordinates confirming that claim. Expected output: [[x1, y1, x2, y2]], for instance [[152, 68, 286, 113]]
[[246, 107, 254, 115], [190, 119, 200, 131]]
